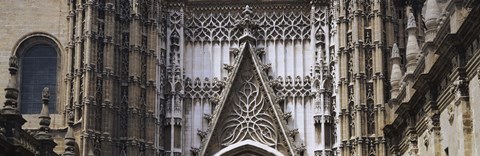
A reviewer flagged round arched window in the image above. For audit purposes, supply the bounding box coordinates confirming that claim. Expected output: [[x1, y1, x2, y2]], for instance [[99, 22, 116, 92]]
[[20, 44, 57, 114]]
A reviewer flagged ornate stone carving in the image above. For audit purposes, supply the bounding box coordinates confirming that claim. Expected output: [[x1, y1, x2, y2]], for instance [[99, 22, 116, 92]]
[[295, 143, 306, 154], [282, 112, 292, 121], [197, 129, 207, 141], [256, 48, 265, 56], [190, 147, 200, 155], [220, 68, 277, 146], [223, 64, 234, 72], [184, 8, 310, 41], [203, 114, 212, 124], [4, 56, 19, 111], [288, 129, 299, 140], [407, 13, 417, 29]]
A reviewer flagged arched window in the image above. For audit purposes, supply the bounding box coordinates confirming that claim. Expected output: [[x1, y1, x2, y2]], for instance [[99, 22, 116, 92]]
[[17, 36, 59, 114]]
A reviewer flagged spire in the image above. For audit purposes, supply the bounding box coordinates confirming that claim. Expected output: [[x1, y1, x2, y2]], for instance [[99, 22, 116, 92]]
[[405, 12, 420, 74], [425, 0, 441, 42], [63, 112, 76, 156], [390, 43, 403, 99]]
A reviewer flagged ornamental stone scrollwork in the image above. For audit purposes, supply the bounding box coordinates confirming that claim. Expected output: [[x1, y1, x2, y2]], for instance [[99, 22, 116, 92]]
[[273, 94, 286, 104], [190, 147, 200, 155], [203, 113, 213, 124], [210, 97, 220, 105], [288, 129, 299, 140], [197, 129, 207, 141], [223, 64, 234, 72], [295, 143, 306, 155], [230, 48, 240, 57], [261, 63, 272, 72], [256, 48, 265, 56], [282, 112, 292, 121]]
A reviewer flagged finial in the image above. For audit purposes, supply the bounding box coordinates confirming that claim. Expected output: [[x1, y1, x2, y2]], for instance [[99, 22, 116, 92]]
[[407, 13, 417, 29], [9, 56, 18, 69], [43, 87, 50, 99], [3, 56, 19, 113], [236, 5, 259, 43], [391, 43, 400, 59], [36, 87, 52, 140]]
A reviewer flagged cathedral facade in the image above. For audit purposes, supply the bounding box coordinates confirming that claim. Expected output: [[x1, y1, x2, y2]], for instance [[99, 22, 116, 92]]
[[0, 0, 479, 156]]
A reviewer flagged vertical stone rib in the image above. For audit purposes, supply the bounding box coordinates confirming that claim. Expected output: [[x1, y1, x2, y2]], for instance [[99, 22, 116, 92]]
[[65, 0, 76, 125], [72, 0, 85, 154], [127, 1, 141, 154], [101, 0, 116, 155], [82, 1, 96, 155], [73, 0, 84, 124]]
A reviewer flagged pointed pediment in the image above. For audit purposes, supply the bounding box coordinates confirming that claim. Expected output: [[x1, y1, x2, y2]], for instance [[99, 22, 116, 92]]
[[199, 40, 296, 155]]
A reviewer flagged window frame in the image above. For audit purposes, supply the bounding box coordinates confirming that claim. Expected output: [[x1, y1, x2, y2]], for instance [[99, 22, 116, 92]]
[[13, 33, 62, 114]]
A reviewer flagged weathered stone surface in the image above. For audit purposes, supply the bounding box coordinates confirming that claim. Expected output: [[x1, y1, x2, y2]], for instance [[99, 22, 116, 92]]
[[0, 0, 479, 156]]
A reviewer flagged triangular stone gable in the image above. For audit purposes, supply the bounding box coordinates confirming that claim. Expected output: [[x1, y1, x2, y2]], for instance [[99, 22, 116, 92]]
[[199, 41, 296, 155]]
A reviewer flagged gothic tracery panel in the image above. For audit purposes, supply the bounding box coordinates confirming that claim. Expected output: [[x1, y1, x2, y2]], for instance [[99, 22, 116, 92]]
[[220, 63, 277, 146], [184, 10, 310, 42]]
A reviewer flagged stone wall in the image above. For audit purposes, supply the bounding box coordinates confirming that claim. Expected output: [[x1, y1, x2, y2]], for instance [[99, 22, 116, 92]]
[[0, 0, 68, 123], [0, 0, 69, 152]]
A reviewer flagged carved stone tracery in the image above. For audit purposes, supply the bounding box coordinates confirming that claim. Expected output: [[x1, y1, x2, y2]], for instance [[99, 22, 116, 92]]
[[220, 61, 277, 147], [184, 9, 310, 41]]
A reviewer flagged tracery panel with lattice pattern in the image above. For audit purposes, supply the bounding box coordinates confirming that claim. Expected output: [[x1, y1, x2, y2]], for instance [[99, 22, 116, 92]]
[[184, 11, 310, 41]]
